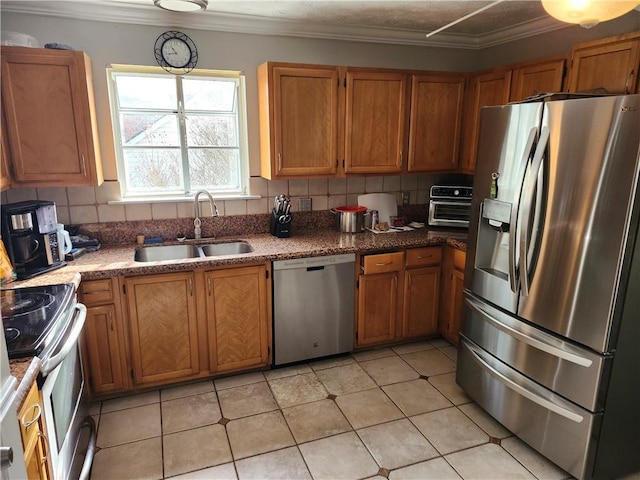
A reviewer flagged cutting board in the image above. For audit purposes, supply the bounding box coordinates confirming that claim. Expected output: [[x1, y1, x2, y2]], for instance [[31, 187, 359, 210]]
[[357, 193, 398, 225]]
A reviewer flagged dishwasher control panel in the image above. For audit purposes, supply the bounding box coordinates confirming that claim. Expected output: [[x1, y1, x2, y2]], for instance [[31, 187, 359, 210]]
[[273, 253, 356, 270]]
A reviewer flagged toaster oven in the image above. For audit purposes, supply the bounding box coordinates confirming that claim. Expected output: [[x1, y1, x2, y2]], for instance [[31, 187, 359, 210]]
[[428, 185, 472, 228]]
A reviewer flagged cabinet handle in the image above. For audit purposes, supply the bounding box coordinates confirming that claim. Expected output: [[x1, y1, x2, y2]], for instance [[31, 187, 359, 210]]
[[376, 262, 392, 266], [38, 431, 49, 462], [189, 278, 193, 296], [81, 154, 87, 176], [399, 151, 403, 166], [21, 404, 42, 428], [625, 69, 634, 94], [394, 275, 398, 288], [108, 311, 114, 331], [278, 153, 282, 172], [207, 277, 212, 296]]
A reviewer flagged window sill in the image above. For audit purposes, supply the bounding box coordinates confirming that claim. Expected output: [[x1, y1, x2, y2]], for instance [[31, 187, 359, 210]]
[[108, 194, 262, 205]]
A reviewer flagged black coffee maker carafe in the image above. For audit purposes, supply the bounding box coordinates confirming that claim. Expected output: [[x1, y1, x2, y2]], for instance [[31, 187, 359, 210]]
[[1, 200, 65, 279]]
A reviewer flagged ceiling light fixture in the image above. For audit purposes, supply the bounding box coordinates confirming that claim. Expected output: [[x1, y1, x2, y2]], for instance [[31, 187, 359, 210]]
[[153, 0, 207, 13], [541, 0, 639, 29]]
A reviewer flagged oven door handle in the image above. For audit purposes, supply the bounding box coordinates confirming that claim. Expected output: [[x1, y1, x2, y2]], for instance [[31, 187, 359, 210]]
[[40, 303, 87, 376]]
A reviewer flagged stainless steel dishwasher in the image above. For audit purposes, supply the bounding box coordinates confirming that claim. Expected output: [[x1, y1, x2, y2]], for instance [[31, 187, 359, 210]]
[[273, 253, 355, 365]]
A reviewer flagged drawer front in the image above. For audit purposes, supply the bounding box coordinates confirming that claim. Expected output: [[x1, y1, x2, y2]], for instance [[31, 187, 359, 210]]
[[453, 248, 466, 271], [405, 247, 441, 267], [81, 278, 115, 305], [362, 252, 404, 274]]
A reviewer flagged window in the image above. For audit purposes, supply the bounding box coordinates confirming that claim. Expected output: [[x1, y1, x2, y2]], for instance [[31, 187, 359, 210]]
[[107, 66, 248, 198]]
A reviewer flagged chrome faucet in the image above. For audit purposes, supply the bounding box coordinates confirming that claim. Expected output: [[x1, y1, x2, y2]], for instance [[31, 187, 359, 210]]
[[193, 190, 219, 239]]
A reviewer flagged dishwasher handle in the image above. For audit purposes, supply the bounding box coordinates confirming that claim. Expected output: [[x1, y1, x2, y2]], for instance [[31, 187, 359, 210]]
[[307, 266, 325, 272]]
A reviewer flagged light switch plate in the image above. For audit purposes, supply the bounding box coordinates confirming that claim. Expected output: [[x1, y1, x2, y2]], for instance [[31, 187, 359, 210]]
[[299, 197, 312, 211]]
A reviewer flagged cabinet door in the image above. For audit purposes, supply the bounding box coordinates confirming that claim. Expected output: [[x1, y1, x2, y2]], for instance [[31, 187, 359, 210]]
[[1, 109, 11, 191], [258, 63, 340, 178], [84, 304, 125, 394], [206, 265, 269, 373], [357, 271, 398, 346], [0, 47, 102, 186], [402, 266, 440, 338], [510, 57, 566, 102], [345, 70, 408, 174], [459, 69, 512, 173], [408, 74, 465, 172], [19, 383, 49, 480], [568, 34, 640, 94], [126, 273, 199, 385]]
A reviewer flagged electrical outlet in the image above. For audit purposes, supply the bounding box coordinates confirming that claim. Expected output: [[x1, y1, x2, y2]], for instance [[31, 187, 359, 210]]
[[402, 192, 410, 206], [299, 197, 312, 211]]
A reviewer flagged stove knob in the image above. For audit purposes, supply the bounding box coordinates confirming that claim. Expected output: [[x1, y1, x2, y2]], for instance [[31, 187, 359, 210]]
[[454, 189, 460, 196]]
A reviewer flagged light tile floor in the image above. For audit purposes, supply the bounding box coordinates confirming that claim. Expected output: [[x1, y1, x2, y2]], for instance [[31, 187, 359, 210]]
[[89, 338, 574, 480]]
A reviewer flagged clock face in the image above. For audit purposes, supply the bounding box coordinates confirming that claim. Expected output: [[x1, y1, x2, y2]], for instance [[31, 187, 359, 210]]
[[154, 31, 198, 74], [161, 38, 191, 68]]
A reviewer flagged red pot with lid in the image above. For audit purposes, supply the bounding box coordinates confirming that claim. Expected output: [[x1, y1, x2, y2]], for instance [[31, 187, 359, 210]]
[[330, 205, 368, 232]]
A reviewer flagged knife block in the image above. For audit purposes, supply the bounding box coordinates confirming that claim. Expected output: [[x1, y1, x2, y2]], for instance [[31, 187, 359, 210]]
[[270, 209, 291, 238]]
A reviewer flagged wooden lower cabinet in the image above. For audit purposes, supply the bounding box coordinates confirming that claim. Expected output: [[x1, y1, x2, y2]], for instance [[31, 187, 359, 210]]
[[81, 278, 128, 395], [402, 266, 441, 338], [357, 248, 441, 347], [439, 246, 466, 345], [205, 265, 270, 373], [357, 271, 400, 346], [19, 382, 50, 480], [125, 272, 200, 386]]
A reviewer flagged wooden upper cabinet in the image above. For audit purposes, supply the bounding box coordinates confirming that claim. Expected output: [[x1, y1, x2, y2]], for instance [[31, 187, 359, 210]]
[[407, 73, 465, 172], [1, 46, 103, 187], [509, 57, 566, 102], [567, 32, 640, 94], [126, 272, 200, 386], [205, 265, 270, 373], [459, 69, 512, 173], [258, 62, 340, 179], [344, 70, 408, 174], [1, 110, 10, 191]]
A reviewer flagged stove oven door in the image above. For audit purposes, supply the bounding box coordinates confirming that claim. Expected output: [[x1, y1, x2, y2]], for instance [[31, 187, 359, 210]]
[[40, 303, 95, 480]]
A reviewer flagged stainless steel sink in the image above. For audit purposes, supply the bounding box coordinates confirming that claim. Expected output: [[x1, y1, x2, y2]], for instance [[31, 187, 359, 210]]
[[134, 244, 201, 262], [134, 241, 253, 262], [201, 242, 253, 257]]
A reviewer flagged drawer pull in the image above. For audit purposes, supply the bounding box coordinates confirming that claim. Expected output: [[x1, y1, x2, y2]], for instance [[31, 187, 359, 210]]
[[21, 404, 41, 428], [375, 262, 392, 266]]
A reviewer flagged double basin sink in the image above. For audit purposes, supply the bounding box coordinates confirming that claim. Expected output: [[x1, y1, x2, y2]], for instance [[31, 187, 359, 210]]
[[134, 241, 253, 262]]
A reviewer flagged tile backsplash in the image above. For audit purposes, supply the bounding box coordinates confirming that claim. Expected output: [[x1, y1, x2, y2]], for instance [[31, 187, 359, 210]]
[[1, 173, 470, 226]]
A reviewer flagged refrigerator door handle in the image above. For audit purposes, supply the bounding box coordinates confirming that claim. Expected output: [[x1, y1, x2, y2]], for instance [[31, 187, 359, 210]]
[[465, 293, 593, 368], [519, 126, 550, 297], [508, 127, 538, 294], [464, 339, 585, 423]]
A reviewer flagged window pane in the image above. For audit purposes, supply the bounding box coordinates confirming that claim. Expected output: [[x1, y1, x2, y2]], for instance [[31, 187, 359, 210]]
[[186, 115, 237, 147], [115, 75, 177, 109], [123, 149, 184, 192], [120, 113, 180, 146], [189, 149, 240, 190], [183, 78, 236, 111]]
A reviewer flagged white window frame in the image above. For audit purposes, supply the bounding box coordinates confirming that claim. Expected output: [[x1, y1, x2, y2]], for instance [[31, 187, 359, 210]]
[[106, 64, 250, 200]]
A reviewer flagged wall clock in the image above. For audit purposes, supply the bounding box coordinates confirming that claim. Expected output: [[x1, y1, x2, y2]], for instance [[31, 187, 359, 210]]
[[154, 31, 198, 74]]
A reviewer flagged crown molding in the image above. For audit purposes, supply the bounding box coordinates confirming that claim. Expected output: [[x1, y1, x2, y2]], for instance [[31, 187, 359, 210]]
[[0, 1, 571, 49]]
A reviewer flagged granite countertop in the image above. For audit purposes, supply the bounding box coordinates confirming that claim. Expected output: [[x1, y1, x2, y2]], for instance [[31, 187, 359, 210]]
[[9, 228, 467, 288], [7, 227, 467, 386]]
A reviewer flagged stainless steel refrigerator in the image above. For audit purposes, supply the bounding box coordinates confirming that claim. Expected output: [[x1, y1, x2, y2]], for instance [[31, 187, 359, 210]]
[[456, 94, 640, 480]]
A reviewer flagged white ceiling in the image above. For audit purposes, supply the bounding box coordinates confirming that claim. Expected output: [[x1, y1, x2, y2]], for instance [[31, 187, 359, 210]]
[[0, 0, 604, 49]]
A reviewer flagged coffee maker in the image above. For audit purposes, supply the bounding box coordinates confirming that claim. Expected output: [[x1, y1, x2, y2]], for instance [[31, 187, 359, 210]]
[[1, 200, 65, 279]]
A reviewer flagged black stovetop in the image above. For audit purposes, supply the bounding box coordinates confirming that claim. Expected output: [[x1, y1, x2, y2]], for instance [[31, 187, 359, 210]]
[[2, 283, 75, 359]]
